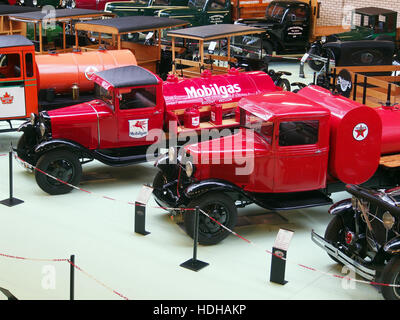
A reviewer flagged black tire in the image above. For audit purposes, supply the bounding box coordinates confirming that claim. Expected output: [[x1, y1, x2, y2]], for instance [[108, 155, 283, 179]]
[[183, 192, 237, 245], [35, 149, 82, 195], [324, 215, 346, 264], [16, 133, 31, 164], [380, 257, 400, 300], [152, 170, 168, 207], [276, 78, 291, 91]]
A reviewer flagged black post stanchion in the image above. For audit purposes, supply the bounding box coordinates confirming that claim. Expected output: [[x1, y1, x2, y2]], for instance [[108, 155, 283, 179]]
[[180, 207, 209, 272], [135, 201, 150, 236], [70, 254, 75, 301], [269, 228, 294, 286], [0, 144, 23, 207]]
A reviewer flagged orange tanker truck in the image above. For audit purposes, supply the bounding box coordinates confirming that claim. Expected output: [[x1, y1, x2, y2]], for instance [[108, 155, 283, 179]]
[[0, 35, 137, 132]]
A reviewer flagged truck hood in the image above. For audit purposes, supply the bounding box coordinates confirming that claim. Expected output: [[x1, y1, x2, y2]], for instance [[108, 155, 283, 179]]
[[46, 100, 113, 146], [184, 128, 269, 163]]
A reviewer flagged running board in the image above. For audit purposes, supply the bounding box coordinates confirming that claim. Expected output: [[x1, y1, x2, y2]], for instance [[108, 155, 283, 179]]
[[311, 230, 376, 281]]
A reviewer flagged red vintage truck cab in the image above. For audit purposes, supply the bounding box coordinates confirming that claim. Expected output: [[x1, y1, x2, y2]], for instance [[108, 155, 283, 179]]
[[17, 65, 279, 195], [152, 85, 400, 245]]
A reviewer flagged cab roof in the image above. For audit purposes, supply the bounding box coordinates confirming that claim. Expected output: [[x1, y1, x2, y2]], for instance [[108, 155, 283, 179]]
[[355, 7, 396, 16], [167, 24, 264, 40], [0, 35, 33, 49], [75, 16, 188, 34], [92, 65, 160, 89], [238, 91, 330, 122]]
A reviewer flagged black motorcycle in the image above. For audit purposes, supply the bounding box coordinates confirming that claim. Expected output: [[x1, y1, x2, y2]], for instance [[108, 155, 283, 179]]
[[312, 184, 400, 300]]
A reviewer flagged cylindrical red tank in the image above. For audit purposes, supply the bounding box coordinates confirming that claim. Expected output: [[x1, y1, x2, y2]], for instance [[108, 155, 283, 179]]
[[374, 105, 400, 155], [297, 85, 382, 185], [35, 49, 137, 94], [184, 106, 200, 129], [210, 103, 222, 125], [162, 71, 278, 118]]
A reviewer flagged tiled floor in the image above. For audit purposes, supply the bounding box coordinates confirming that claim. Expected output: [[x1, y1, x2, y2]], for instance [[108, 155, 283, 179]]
[[0, 61, 384, 300]]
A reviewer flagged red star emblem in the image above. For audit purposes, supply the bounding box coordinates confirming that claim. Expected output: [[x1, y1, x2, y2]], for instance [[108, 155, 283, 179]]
[[355, 125, 367, 138]]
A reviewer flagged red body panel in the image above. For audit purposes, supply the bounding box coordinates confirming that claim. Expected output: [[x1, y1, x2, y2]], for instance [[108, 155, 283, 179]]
[[162, 71, 278, 118], [374, 106, 400, 155]]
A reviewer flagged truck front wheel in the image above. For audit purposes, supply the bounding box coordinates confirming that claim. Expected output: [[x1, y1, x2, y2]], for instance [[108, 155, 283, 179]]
[[35, 149, 82, 195], [380, 257, 400, 300], [184, 192, 237, 245]]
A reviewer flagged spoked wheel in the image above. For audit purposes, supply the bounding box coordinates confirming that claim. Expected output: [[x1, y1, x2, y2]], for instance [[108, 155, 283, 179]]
[[184, 193, 237, 245], [35, 149, 82, 195], [381, 257, 400, 300]]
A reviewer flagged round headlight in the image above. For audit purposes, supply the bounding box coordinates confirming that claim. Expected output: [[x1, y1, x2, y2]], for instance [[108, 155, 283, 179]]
[[19, 0, 25, 4], [39, 123, 46, 137], [30, 113, 36, 125], [185, 161, 194, 177], [321, 36, 327, 44], [32, 0, 37, 5], [168, 146, 176, 163], [383, 211, 395, 230]]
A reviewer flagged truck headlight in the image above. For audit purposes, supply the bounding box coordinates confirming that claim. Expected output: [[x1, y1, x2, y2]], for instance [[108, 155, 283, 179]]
[[19, 0, 25, 4], [30, 113, 36, 125], [168, 146, 176, 163], [32, 0, 37, 5], [39, 123, 46, 137], [321, 36, 327, 44], [383, 211, 395, 230], [185, 161, 194, 177]]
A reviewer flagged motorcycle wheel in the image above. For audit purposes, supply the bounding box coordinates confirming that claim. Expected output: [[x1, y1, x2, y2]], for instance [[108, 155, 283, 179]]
[[276, 78, 291, 92], [381, 257, 400, 300]]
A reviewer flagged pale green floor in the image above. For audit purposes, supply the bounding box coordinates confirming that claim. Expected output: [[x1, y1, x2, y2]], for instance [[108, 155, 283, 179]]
[[0, 61, 384, 300]]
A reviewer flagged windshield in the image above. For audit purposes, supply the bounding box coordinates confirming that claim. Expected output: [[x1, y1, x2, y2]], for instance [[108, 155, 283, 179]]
[[95, 83, 114, 110], [188, 0, 206, 9], [240, 112, 274, 144], [265, 3, 287, 21]]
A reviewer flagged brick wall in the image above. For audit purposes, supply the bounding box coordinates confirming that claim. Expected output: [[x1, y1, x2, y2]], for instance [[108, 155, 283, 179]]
[[317, 0, 400, 26]]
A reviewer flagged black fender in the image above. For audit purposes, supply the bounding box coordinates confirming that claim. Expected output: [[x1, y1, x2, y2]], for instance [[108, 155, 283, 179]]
[[17, 120, 33, 133], [327, 198, 356, 228], [384, 236, 400, 255], [34, 139, 91, 158], [184, 179, 250, 201]]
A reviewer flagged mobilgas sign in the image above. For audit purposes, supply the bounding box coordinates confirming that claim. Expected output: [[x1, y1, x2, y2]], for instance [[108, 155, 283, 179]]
[[184, 84, 242, 99]]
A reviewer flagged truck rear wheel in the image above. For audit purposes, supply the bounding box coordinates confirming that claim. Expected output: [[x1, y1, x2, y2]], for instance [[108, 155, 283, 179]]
[[184, 192, 237, 245], [35, 149, 82, 195]]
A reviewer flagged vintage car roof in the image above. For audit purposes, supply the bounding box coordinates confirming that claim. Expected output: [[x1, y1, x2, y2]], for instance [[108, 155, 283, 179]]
[[0, 35, 33, 49], [0, 4, 40, 16], [75, 16, 188, 34], [7, 8, 114, 22], [238, 91, 330, 122], [93, 65, 160, 89], [355, 7, 396, 16], [167, 24, 265, 40]]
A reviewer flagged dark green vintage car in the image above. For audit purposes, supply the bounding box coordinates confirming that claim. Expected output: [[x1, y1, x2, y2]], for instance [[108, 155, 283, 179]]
[[106, 0, 232, 27], [104, 0, 189, 17], [17, 0, 62, 8]]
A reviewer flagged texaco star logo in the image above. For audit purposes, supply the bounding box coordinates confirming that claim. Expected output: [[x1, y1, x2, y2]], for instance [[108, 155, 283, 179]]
[[84, 65, 99, 81], [353, 123, 368, 141]]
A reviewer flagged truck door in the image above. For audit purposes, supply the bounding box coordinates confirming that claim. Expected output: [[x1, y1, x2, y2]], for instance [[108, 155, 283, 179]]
[[116, 85, 164, 147], [0, 52, 26, 120], [273, 119, 328, 192], [204, 0, 230, 25], [282, 4, 310, 49]]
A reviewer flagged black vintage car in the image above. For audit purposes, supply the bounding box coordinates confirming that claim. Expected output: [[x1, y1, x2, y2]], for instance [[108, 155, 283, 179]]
[[312, 184, 400, 300]]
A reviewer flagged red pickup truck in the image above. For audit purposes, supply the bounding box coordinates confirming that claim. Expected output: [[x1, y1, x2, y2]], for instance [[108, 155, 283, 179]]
[[153, 86, 400, 245], [16, 65, 279, 195]]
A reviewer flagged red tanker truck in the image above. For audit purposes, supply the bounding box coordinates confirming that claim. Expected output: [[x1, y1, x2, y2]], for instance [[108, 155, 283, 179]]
[[15, 64, 280, 195], [153, 85, 400, 245], [0, 35, 136, 131]]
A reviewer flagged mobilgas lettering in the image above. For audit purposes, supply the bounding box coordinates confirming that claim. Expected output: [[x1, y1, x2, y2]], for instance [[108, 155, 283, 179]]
[[184, 84, 241, 99]]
